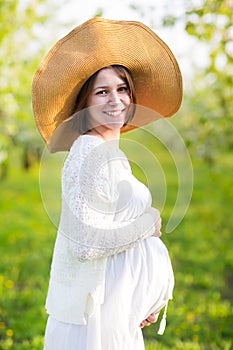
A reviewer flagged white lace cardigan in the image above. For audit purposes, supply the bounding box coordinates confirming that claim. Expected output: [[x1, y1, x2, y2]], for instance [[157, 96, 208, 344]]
[[45, 135, 158, 325]]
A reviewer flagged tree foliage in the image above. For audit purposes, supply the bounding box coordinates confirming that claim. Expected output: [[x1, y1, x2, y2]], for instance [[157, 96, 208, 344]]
[[163, 0, 233, 162], [0, 0, 59, 176]]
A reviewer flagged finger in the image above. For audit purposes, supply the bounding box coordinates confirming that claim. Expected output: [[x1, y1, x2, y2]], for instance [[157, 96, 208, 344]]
[[139, 320, 151, 328], [146, 312, 159, 323], [154, 230, 162, 237], [140, 319, 151, 327]]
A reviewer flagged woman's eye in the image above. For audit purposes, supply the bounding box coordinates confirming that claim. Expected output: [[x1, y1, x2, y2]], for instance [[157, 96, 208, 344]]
[[118, 86, 128, 92], [96, 90, 108, 95]]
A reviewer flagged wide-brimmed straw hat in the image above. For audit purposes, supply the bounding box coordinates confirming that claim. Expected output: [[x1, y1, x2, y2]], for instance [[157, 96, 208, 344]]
[[32, 17, 182, 152]]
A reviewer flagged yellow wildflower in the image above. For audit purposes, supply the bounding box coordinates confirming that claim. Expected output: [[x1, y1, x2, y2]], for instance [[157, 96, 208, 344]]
[[0, 322, 5, 329], [6, 329, 13, 337], [5, 280, 14, 289]]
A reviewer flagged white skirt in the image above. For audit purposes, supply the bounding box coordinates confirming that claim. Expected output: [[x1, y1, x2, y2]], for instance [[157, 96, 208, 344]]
[[43, 237, 174, 350]]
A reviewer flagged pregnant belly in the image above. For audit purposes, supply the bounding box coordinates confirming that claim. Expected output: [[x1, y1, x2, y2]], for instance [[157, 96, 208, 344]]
[[102, 237, 174, 330]]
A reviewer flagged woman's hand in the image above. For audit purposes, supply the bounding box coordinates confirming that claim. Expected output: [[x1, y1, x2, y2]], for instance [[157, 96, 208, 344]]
[[146, 207, 162, 237], [139, 311, 160, 328], [154, 216, 162, 237]]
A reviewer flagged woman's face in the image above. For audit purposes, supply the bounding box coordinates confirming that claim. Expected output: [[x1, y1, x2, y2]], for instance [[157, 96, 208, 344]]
[[86, 67, 131, 132]]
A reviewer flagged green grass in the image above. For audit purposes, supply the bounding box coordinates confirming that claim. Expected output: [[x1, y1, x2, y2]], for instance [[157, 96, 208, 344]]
[[0, 164, 54, 350], [0, 143, 233, 349]]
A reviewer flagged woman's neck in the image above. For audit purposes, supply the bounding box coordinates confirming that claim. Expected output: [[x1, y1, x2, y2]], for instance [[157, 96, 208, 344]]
[[86, 126, 120, 142]]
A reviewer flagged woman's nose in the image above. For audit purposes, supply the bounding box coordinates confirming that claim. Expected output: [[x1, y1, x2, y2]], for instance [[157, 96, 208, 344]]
[[108, 91, 120, 104]]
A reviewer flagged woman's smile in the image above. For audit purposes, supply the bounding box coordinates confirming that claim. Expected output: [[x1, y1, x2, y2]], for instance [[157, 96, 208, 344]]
[[104, 109, 125, 117]]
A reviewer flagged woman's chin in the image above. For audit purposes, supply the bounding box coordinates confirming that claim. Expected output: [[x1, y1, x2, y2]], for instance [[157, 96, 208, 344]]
[[108, 122, 125, 130]]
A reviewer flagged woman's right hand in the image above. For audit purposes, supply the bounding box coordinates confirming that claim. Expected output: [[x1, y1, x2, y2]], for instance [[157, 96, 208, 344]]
[[146, 207, 162, 237], [154, 216, 162, 237], [139, 311, 160, 328]]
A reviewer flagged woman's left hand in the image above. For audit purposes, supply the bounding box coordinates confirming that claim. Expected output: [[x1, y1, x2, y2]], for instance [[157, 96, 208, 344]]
[[139, 311, 160, 328]]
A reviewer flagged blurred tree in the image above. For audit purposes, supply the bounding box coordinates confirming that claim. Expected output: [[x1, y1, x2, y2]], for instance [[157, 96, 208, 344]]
[[0, 0, 60, 175], [162, 0, 233, 163]]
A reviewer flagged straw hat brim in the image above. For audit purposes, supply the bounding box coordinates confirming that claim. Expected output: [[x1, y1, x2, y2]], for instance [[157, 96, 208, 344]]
[[32, 18, 183, 152]]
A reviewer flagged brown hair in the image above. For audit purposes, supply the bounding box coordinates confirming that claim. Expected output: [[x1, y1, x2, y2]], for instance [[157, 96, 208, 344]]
[[73, 65, 137, 134]]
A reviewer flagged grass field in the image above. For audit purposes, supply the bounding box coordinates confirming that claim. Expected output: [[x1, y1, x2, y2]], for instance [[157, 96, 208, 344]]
[[0, 139, 232, 349]]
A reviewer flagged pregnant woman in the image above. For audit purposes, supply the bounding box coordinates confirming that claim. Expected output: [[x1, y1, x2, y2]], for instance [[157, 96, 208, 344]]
[[32, 18, 182, 350]]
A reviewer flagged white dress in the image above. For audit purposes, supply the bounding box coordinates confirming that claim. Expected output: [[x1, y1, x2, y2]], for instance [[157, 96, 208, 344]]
[[43, 135, 174, 350]]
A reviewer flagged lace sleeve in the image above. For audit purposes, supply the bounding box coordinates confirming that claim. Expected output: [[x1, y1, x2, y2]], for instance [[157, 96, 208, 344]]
[[58, 137, 159, 261]]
